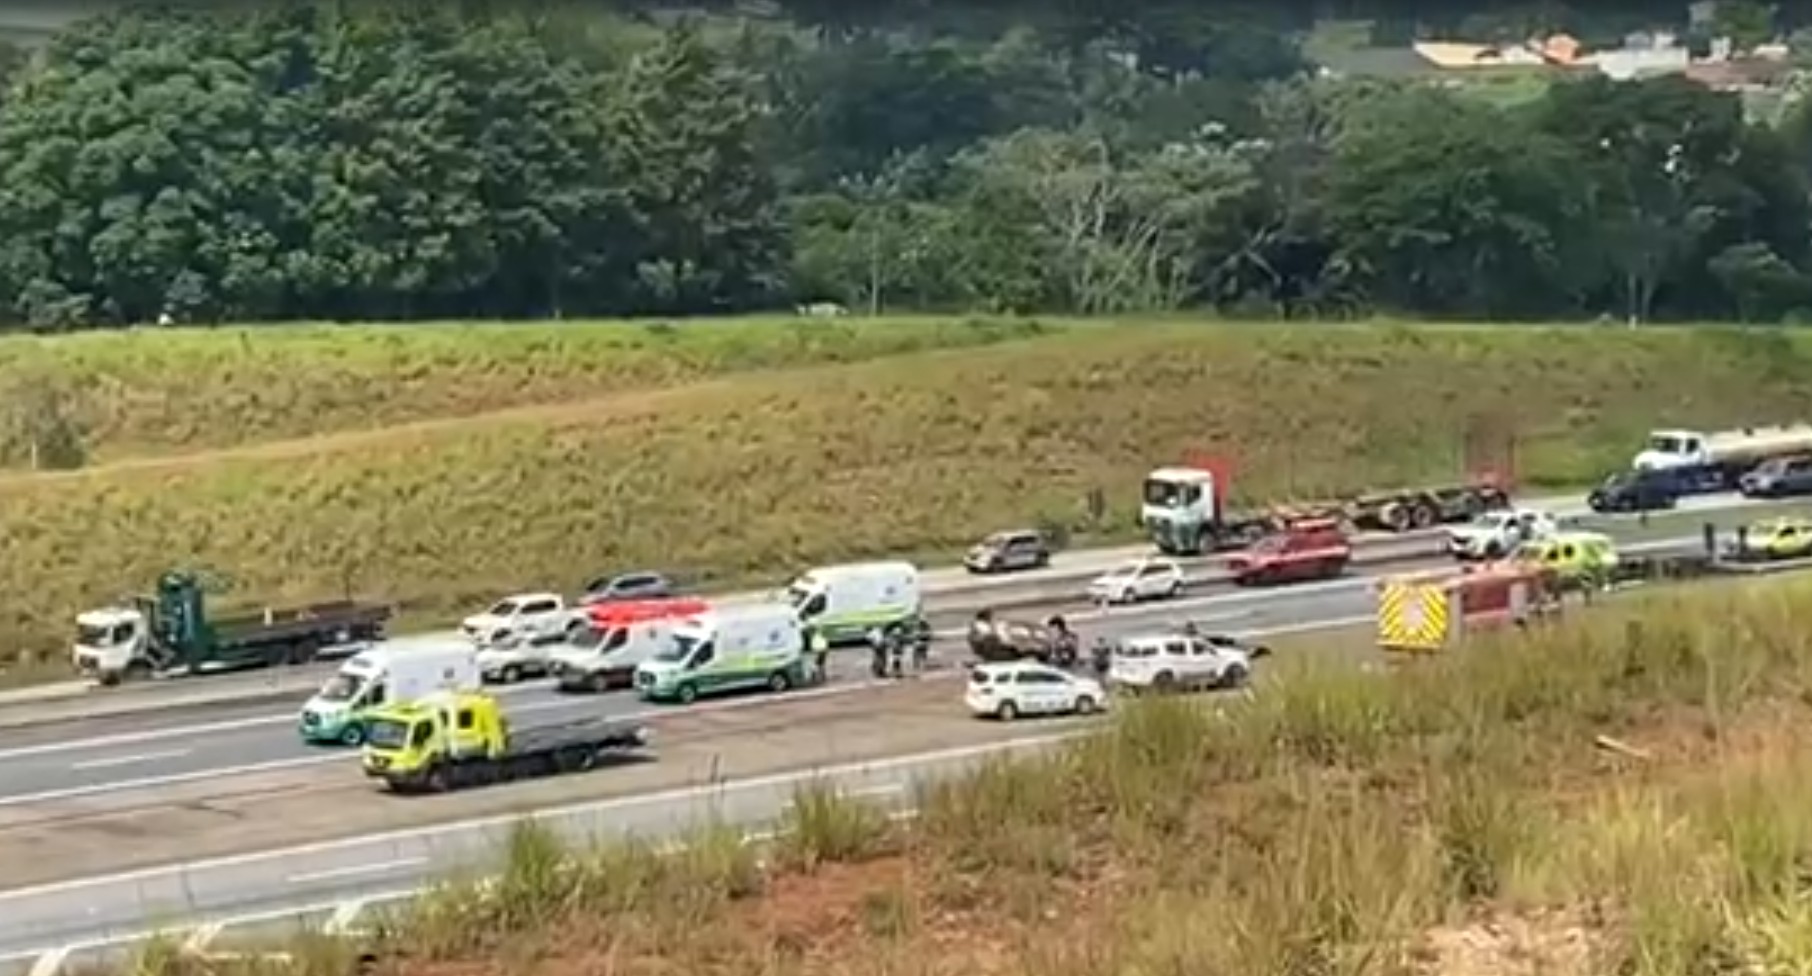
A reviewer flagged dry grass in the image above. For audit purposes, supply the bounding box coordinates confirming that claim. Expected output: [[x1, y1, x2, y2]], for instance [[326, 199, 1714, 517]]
[[2, 322, 1810, 667], [113, 573, 1812, 976], [0, 315, 1051, 467]]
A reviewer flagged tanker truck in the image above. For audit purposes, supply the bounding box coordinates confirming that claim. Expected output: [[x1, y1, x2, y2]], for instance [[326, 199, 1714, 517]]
[[1629, 424, 1812, 493]]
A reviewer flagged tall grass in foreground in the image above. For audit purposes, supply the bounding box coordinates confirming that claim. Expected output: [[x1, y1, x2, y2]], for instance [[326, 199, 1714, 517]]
[[121, 577, 1812, 975]]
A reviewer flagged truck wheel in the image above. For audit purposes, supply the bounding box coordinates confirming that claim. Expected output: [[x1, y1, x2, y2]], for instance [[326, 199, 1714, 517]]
[[340, 724, 365, 747], [1220, 665, 1250, 690], [425, 766, 450, 793], [767, 670, 792, 693], [1154, 671, 1176, 693], [676, 682, 699, 705], [1412, 503, 1438, 529]]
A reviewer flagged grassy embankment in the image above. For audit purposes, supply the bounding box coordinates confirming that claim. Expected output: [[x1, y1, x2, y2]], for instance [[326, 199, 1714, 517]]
[[119, 572, 1812, 976], [2, 320, 1810, 672]]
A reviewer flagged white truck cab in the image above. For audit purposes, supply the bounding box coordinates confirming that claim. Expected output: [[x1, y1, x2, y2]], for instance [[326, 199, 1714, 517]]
[[785, 561, 921, 645], [461, 592, 580, 651], [300, 644, 479, 746], [1141, 466, 1230, 555], [72, 606, 148, 681], [1109, 631, 1252, 693]]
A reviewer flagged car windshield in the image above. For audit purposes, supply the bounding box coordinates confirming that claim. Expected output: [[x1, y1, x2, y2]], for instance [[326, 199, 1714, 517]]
[[76, 623, 123, 645], [365, 718, 409, 750], [1104, 563, 1141, 579], [1646, 434, 1687, 454], [317, 673, 363, 702], [656, 633, 702, 662], [486, 599, 520, 616], [981, 533, 1012, 547], [1143, 478, 1196, 507], [1468, 513, 1508, 528]]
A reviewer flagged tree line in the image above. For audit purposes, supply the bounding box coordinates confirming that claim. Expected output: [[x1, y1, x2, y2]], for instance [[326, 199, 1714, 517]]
[[0, 0, 1809, 328]]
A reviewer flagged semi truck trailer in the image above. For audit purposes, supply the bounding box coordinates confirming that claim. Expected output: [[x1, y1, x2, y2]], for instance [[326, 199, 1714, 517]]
[[72, 570, 391, 685]]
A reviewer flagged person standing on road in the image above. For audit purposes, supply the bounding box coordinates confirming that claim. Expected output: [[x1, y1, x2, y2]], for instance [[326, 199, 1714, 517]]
[[807, 626, 830, 683]]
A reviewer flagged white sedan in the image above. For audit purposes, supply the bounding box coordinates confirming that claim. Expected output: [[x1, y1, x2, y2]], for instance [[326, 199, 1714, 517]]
[[965, 661, 1106, 721], [1086, 558, 1185, 604]]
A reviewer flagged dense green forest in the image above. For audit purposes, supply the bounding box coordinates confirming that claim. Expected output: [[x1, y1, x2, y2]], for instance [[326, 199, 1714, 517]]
[[0, 0, 1808, 327]]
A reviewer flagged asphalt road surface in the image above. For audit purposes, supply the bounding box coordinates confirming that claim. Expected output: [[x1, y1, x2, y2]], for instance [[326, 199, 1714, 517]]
[[0, 522, 1772, 969], [4, 487, 1760, 730]]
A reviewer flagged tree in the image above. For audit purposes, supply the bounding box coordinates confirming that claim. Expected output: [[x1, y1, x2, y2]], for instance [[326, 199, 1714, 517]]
[[1326, 88, 1593, 317]]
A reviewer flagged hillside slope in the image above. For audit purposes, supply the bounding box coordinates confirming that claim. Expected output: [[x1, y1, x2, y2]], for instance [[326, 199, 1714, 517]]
[[1, 321, 1808, 664]]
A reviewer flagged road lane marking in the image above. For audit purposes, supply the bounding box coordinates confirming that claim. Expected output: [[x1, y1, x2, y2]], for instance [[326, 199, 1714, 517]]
[[25, 947, 66, 976], [181, 923, 222, 953], [0, 529, 1712, 758], [287, 858, 427, 885], [0, 679, 904, 808], [0, 733, 1084, 903], [69, 749, 191, 771]]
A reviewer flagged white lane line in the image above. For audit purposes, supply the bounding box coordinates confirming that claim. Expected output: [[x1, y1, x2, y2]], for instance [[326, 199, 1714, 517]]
[[322, 898, 368, 935], [0, 755, 342, 809], [181, 922, 222, 953], [0, 528, 1714, 759], [0, 679, 899, 808], [0, 733, 1079, 903], [69, 749, 191, 771], [25, 947, 66, 976], [286, 857, 426, 886]]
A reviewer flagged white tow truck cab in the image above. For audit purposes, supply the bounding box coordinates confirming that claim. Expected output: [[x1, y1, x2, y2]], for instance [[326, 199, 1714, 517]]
[[1631, 425, 1812, 491], [1109, 631, 1253, 693], [785, 561, 922, 645], [300, 644, 479, 746], [72, 606, 146, 679]]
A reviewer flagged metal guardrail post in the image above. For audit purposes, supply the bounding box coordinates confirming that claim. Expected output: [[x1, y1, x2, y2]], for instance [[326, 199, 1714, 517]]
[[1702, 522, 1716, 557]]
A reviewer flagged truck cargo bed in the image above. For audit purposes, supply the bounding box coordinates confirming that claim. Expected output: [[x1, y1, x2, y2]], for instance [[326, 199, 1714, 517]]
[[506, 717, 646, 757], [213, 601, 390, 646]]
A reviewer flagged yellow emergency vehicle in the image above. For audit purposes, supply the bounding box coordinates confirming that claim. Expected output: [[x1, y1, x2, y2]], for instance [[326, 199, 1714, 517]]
[[1511, 530, 1618, 589], [1735, 516, 1812, 561], [1376, 562, 1559, 653]]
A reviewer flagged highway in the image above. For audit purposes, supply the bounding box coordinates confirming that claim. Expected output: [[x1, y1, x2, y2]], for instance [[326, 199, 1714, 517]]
[[0, 490, 1789, 972], [0, 488, 1768, 733], [0, 523, 1732, 808]]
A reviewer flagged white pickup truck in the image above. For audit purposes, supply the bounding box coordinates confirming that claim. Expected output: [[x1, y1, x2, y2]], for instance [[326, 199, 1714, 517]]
[[460, 592, 585, 683], [1109, 630, 1258, 693]]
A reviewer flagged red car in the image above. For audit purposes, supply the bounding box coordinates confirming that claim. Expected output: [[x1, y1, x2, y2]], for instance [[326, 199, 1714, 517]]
[[1226, 518, 1352, 586]]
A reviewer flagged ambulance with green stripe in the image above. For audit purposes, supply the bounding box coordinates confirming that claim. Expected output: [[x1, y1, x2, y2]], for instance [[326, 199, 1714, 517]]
[[785, 561, 923, 646], [634, 602, 807, 704]]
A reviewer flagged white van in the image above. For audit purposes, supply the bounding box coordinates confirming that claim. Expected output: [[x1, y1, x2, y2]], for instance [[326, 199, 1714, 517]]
[[633, 602, 805, 704], [550, 614, 690, 693], [786, 561, 922, 645], [298, 644, 478, 746]]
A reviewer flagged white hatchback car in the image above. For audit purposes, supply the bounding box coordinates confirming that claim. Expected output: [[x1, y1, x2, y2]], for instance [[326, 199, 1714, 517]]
[[1086, 558, 1185, 605], [965, 661, 1106, 721]]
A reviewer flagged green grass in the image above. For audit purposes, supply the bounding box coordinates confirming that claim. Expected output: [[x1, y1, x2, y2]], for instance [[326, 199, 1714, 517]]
[[0, 315, 1053, 468], [113, 572, 1812, 976], [2, 320, 1811, 669]]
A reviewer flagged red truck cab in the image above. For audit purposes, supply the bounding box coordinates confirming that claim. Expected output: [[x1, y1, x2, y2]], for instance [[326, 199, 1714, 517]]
[[1227, 518, 1352, 586]]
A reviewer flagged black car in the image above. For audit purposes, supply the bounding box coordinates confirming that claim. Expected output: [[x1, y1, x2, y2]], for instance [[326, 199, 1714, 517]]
[[1586, 468, 1682, 514], [963, 530, 1052, 574], [580, 571, 675, 604], [1739, 455, 1812, 498]]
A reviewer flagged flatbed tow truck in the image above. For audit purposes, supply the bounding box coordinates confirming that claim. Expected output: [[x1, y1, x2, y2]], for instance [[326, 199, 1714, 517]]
[[360, 690, 647, 793]]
